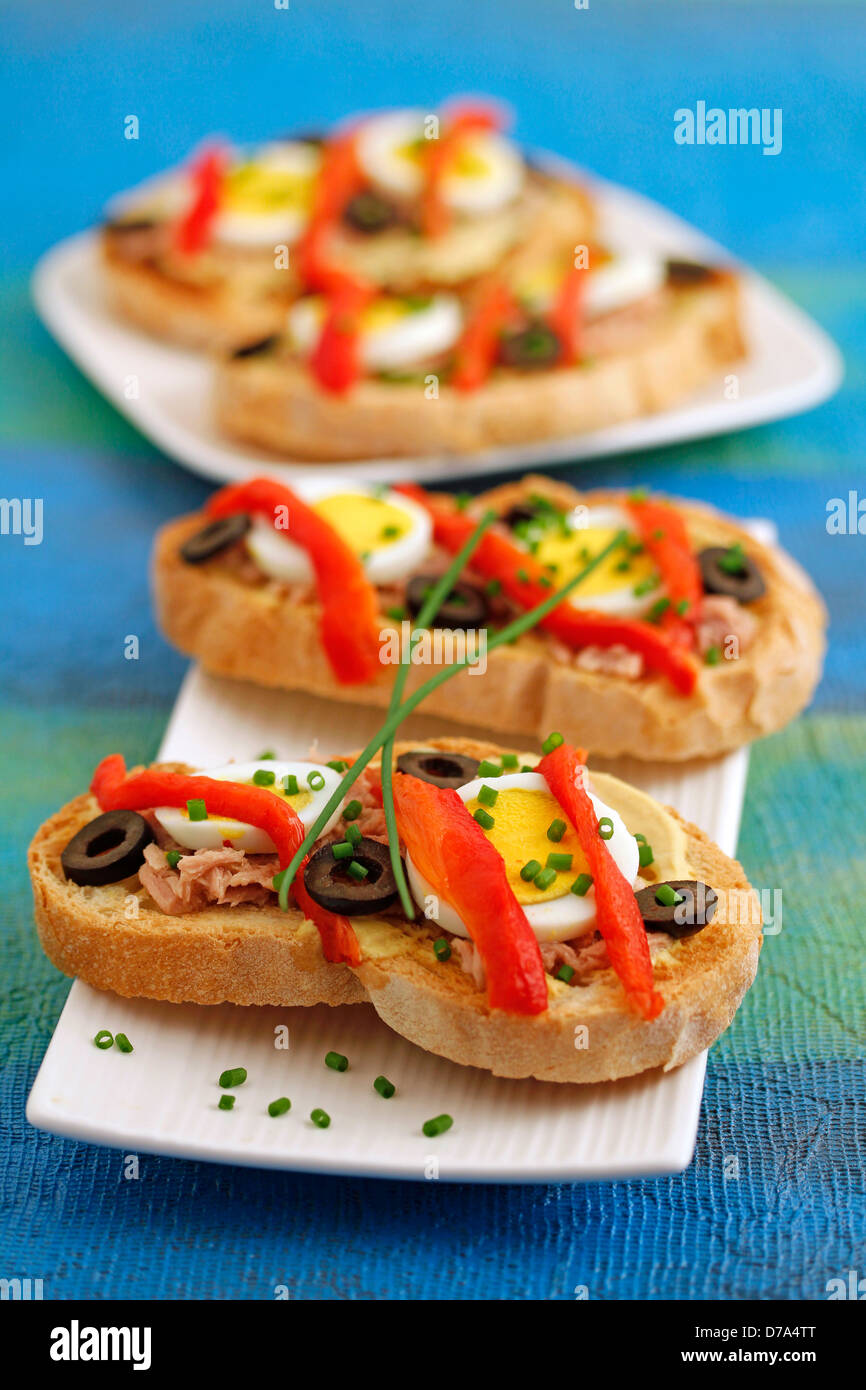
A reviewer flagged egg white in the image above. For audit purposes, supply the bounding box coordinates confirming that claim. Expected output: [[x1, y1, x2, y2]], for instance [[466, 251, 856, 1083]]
[[154, 760, 343, 853], [286, 293, 462, 370], [584, 253, 665, 319], [405, 770, 639, 944], [356, 109, 523, 215], [214, 142, 321, 247], [245, 480, 432, 586]]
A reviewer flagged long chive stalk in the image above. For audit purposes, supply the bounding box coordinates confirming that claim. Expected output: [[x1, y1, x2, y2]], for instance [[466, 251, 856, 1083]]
[[380, 509, 498, 918], [278, 528, 627, 911]]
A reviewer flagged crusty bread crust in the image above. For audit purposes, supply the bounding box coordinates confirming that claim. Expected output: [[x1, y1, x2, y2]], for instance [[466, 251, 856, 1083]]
[[152, 478, 826, 762], [214, 279, 745, 459], [28, 737, 762, 1082]]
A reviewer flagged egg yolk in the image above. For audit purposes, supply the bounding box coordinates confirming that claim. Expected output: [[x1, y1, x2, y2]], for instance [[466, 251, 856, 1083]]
[[224, 161, 315, 214], [312, 493, 412, 553], [533, 526, 657, 598], [463, 788, 589, 903]]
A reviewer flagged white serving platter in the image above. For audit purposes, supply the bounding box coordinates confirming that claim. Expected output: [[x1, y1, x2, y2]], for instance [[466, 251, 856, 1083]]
[[27, 639, 762, 1182], [31, 169, 841, 484]]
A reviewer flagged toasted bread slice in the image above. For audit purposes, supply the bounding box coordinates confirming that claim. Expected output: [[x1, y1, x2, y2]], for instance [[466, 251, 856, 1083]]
[[152, 479, 826, 762], [29, 738, 761, 1082], [214, 278, 744, 459]]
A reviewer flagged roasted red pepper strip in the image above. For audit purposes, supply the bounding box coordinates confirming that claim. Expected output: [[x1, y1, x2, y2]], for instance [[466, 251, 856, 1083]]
[[627, 497, 702, 646], [296, 133, 366, 292], [174, 147, 226, 255], [422, 103, 501, 238], [292, 859, 361, 966], [393, 773, 547, 1015], [538, 743, 664, 1020], [451, 278, 515, 391], [91, 755, 305, 869], [396, 487, 697, 694], [206, 477, 381, 684], [91, 755, 360, 963], [309, 277, 376, 394], [548, 262, 587, 366]]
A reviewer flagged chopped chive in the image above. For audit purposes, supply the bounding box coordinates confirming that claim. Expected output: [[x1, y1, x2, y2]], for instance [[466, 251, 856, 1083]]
[[616, 559, 631, 572], [311, 1108, 331, 1128], [676, 598, 691, 616], [633, 574, 661, 597], [385, 605, 406, 622], [598, 816, 615, 840], [556, 964, 575, 984], [327, 759, 349, 773], [546, 852, 573, 872], [516, 568, 530, 584], [473, 807, 495, 830], [342, 799, 363, 821], [501, 753, 519, 768], [218, 1067, 247, 1089], [381, 524, 401, 539], [651, 527, 666, 541], [477, 759, 502, 778], [332, 841, 354, 860], [433, 937, 451, 961], [628, 487, 649, 503], [186, 798, 207, 821], [718, 542, 746, 574], [541, 731, 564, 754], [422, 1114, 453, 1138], [115, 1032, 133, 1053], [705, 645, 721, 666], [346, 822, 362, 847], [374, 1075, 396, 1099], [268, 1096, 291, 1117], [638, 841, 655, 868], [455, 491, 472, 511], [648, 597, 672, 624], [534, 866, 557, 891], [252, 768, 275, 786], [539, 575, 552, 588], [325, 1051, 348, 1072], [283, 774, 299, 795], [218, 1095, 235, 1111], [165, 850, 182, 869], [485, 577, 502, 596], [655, 883, 683, 907], [547, 818, 567, 842], [272, 870, 286, 892], [93, 1030, 113, 1050], [347, 860, 368, 881], [307, 770, 326, 791], [520, 858, 542, 882], [256, 749, 276, 760], [571, 872, 593, 896], [477, 784, 498, 808], [520, 763, 535, 772]]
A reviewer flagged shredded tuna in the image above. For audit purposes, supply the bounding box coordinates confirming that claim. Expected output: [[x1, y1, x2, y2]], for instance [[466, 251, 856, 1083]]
[[697, 594, 758, 659], [574, 643, 645, 679], [138, 843, 278, 915], [453, 938, 486, 989]]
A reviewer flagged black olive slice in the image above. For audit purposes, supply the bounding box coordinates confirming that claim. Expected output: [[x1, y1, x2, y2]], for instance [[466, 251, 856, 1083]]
[[405, 574, 488, 629], [396, 750, 480, 790], [180, 513, 251, 565], [231, 334, 281, 360], [498, 321, 562, 370], [666, 259, 716, 287], [303, 837, 401, 915], [636, 879, 718, 939], [501, 502, 539, 529], [698, 546, 766, 603], [61, 810, 154, 887], [343, 191, 399, 235]]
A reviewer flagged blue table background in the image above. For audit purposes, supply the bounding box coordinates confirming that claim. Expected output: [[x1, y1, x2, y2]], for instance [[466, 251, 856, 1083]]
[[2, 0, 864, 1300]]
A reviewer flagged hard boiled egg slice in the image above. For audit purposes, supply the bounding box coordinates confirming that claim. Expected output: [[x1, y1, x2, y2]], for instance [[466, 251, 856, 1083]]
[[356, 109, 524, 215], [154, 760, 344, 854], [214, 142, 321, 247], [405, 771, 639, 944], [514, 251, 664, 320], [526, 504, 663, 618], [245, 482, 433, 586], [287, 293, 462, 371]]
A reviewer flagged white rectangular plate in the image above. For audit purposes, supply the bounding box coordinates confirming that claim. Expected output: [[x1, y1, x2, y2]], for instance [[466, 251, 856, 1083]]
[[28, 523, 773, 1180], [31, 170, 841, 484]]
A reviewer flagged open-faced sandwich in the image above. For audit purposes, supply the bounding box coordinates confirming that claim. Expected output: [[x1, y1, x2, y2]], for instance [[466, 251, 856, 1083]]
[[29, 736, 761, 1083], [101, 100, 594, 351], [153, 472, 825, 762]]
